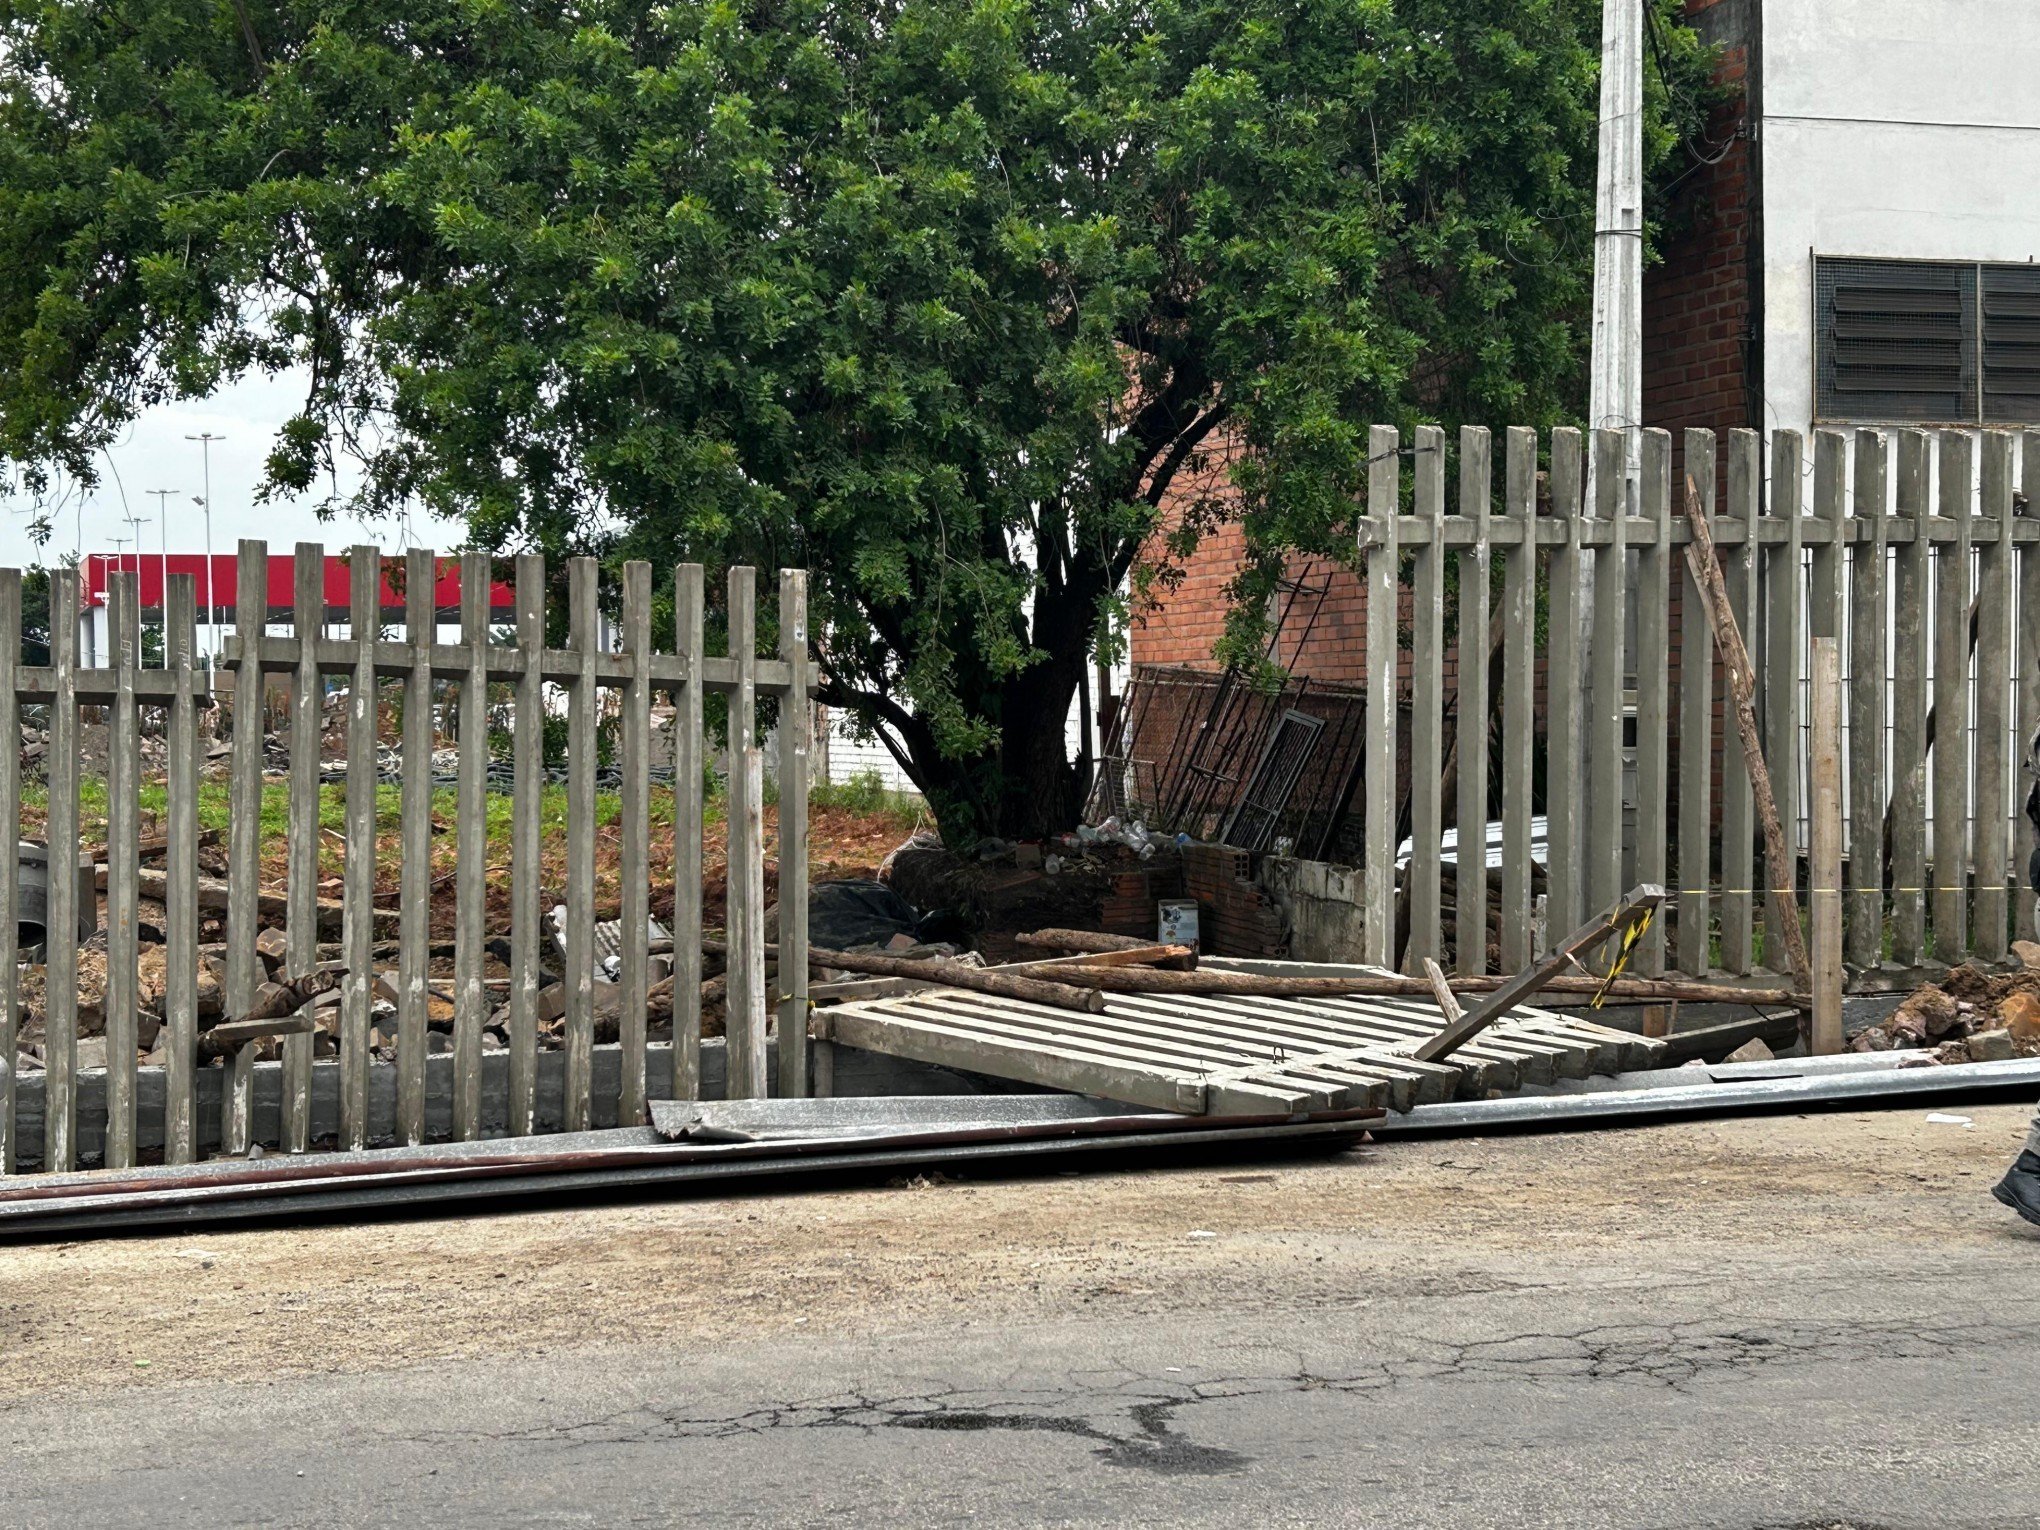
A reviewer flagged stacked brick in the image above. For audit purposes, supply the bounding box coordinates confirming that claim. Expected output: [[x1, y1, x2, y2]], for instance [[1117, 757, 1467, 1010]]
[[1181, 844, 1286, 957]]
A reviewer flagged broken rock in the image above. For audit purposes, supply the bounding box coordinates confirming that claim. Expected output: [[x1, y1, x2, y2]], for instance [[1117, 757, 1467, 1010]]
[[2003, 990, 2040, 1044], [1968, 1028, 2016, 1063]]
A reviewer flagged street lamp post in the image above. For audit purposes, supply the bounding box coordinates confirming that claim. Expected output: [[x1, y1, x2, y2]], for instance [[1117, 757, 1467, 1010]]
[[147, 488, 175, 661], [122, 512, 151, 660], [183, 432, 222, 660]]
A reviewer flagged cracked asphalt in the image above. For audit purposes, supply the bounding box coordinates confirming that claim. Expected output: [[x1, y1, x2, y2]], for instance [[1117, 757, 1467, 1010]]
[[4, 1105, 2040, 1527]]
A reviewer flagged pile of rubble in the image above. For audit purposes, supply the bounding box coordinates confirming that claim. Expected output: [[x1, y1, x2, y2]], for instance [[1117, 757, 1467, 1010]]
[[1850, 942, 2040, 1063]]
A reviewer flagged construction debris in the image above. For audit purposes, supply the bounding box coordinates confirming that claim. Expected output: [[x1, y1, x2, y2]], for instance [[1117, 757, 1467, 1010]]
[[1371, 1051, 2040, 1136], [0, 1105, 1377, 1239], [1848, 959, 2040, 1063]]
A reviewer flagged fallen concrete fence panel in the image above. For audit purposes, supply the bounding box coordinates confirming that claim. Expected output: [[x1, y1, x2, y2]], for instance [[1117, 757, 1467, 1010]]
[[814, 987, 1662, 1115]]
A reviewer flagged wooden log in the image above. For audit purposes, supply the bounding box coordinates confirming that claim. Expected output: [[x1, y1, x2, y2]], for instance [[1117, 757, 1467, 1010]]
[[198, 1013, 317, 1063], [1022, 960, 1804, 1010], [1681, 472, 1813, 987], [806, 947, 1107, 1014], [1015, 929, 1156, 954]]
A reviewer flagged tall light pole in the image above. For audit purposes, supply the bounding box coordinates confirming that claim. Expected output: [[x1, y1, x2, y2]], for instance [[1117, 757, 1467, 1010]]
[[184, 432, 222, 659], [147, 488, 174, 660], [123, 511, 152, 664]]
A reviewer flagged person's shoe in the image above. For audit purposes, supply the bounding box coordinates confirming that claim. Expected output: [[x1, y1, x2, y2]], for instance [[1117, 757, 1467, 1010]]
[[1991, 1150, 2040, 1228]]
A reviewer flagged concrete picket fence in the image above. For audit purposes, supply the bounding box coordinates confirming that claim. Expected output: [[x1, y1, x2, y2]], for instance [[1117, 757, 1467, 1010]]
[[0, 545, 811, 1175]]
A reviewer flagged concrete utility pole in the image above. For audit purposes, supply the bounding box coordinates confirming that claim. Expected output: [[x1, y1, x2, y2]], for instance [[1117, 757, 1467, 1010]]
[[1588, 0, 1644, 478], [1581, 0, 1645, 786]]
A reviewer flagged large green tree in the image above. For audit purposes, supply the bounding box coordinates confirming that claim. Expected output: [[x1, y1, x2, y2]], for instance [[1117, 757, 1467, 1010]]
[[0, 0, 1712, 839]]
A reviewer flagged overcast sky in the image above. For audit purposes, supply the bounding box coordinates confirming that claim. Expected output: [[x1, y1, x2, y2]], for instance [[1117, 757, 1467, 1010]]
[[1, 367, 466, 572]]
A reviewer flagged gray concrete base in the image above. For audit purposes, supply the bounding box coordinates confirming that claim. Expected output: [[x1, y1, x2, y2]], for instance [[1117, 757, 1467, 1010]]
[[8, 1041, 1025, 1172]]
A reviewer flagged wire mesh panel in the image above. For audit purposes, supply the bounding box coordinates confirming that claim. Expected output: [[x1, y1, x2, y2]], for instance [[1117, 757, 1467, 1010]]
[[1815, 257, 1977, 423], [1983, 265, 2040, 425]]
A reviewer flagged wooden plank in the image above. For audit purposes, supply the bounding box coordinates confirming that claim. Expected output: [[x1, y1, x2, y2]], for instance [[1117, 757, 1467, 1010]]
[[1846, 430, 1889, 970], [163, 575, 200, 1166], [1719, 431, 1760, 974], [105, 573, 140, 1168], [43, 566, 80, 1173], [283, 542, 323, 1152], [396, 548, 436, 1146], [618, 561, 653, 1125], [223, 540, 269, 1154], [1413, 884, 1665, 1064], [1932, 430, 1974, 962], [1676, 429, 1717, 975], [1762, 429, 1804, 972], [725, 567, 766, 1098], [1499, 427, 1537, 973], [0, 570, 18, 1172], [1683, 471, 1811, 988], [1634, 429, 1671, 976], [452, 554, 491, 1139], [1545, 428, 1587, 945], [1973, 431, 2015, 962], [1455, 427, 1493, 976], [2020, 432, 2040, 945], [776, 569, 812, 1097], [507, 553, 545, 1137], [1889, 432, 1931, 965], [1809, 636, 1844, 1054], [1586, 427, 1629, 914], [1362, 424, 1400, 968], [672, 565, 707, 1101], [563, 557, 600, 1130], [1407, 424, 1447, 970], [339, 548, 379, 1152]]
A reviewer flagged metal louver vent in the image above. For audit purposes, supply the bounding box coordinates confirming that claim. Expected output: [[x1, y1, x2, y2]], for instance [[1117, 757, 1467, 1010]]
[[1983, 265, 2040, 424], [1815, 257, 1976, 423]]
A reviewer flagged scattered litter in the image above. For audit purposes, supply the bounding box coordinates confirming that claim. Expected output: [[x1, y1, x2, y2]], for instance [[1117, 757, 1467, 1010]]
[[1188, 1230, 1217, 1239], [1925, 1112, 1974, 1128]]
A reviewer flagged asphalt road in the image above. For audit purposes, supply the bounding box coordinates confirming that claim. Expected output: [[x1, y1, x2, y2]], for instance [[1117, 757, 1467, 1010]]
[[5, 1105, 2039, 1528]]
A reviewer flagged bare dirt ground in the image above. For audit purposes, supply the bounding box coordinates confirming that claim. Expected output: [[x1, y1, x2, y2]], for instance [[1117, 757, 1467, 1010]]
[[4, 1102, 2034, 1403]]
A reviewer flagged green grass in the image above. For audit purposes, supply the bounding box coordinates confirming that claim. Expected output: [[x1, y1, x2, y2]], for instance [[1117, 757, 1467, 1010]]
[[805, 768, 927, 833]]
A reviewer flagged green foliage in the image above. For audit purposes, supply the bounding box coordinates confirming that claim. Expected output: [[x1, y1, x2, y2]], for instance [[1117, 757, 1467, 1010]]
[[0, 0, 1716, 839], [809, 767, 928, 833]]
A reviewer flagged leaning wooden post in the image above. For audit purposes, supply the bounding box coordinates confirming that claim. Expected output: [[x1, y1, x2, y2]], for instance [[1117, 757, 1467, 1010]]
[[1809, 637, 1844, 1055], [1680, 474, 1813, 989]]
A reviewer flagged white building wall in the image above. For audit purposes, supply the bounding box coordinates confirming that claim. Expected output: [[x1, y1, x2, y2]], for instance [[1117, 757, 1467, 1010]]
[[1762, 0, 2040, 435]]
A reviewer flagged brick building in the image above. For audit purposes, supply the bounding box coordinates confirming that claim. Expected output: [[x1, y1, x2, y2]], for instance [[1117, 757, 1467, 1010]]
[[1132, 0, 1761, 682]]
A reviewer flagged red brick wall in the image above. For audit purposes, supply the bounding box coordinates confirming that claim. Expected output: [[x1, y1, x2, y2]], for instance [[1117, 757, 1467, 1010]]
[[1643, 0, 1758, 468], [1136, 1, 1756, 686]]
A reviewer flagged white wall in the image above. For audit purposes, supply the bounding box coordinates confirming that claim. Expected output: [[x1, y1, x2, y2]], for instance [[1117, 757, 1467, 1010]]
[[1762, 0, 2040, 435]]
